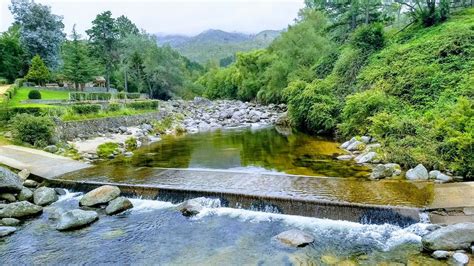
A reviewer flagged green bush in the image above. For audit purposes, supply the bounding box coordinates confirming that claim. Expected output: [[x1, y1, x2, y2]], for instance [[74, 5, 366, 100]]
[[11, 113, 55, 147], [69, 92, 112, 101], [107, 103, 122, 112], [14, 78, 25, 87], [351, 23, 385, 52], [97, 142, 120, 158], [0, 78, 7, 85], [125, 100, 159, 110], [339, 89, 400, 137], [71, 104, 101, 114], [7, 106, 48, 117], [28, 89, 42, 99], [125, 137, 137, 151], [69, 92, 88, 101], [127, 93, 141, 99]]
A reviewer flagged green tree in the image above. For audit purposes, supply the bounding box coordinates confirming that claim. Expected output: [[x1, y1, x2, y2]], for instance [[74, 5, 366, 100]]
[[86, 11, 118, 91], [0, 24, 26, 82], [115, 15, 139, 39], [25, 54, 50, 85], [9, 0, 65, 68], [61, 25, 99, 90]]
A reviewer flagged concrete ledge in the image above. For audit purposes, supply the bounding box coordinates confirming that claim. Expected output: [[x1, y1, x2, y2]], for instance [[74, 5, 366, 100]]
[[44, 178, 422, 226]]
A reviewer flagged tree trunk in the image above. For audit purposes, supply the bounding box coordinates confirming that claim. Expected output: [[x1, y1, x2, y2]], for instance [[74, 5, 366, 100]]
[[124, 69, 128, 93]]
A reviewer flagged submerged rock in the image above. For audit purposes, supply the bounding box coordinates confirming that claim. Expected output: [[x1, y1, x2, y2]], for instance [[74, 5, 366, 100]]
[[1, 218, 20, 226], [105, 197, 133, 215], [17, 187, 33, 201], [451, 252, 469, 265], [56, 209, 98, 231], [79, 185, 121, 207], [0, 226, 16, 237], [422, 223, 474, 251], [431, 250, 452, 259], [0, 201, 43, 218], [0, 167, 23, 193], [33, 187, 58, 206], [177, 200, 203, 217], [275, 229, 314, 247], [406, 164, 429, 180]]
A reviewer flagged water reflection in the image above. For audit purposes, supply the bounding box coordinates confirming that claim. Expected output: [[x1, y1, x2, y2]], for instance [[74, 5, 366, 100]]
[[123, 127, 370, 178]]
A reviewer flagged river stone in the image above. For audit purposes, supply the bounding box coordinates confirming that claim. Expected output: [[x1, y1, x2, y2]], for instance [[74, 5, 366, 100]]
[[79, 185, 121, 207], [355, 152, 378, 164], [23, 179, 39, 188], [0, 167, 23, 193], [1, 218, 20, 226], [275, 229, 314, 247], [56, 209, 99, 231], [429, 170, 441, 179], [341, 138, 356, 149], [346, 141, 365, 151], [54, 188, 67, 196], [360, 136, 371, 144], [178, 200, 203, 216], [0, 201, 43, 218], [33, 187, 58, 206], [18, 187, 33, 201], [422, 223, 474, 251], [370, 163, 401, 179], [17, 169, 30, 181], [451, 252, 469, 265], [44, 145, 58, 153], [0, 226, 16, 237], [0, 193, 16, 202], [337, 155, 353, 161], [436, 173, 453, 182], [432, 250, 452, 259], [406, 164, 429, 180], [105, 197, 133, 215]]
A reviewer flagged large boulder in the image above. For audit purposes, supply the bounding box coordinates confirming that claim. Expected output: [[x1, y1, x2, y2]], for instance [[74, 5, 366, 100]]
[[105, 197, 133, 215], [275, 229, 314, 247], [79, 185, 121, 207], [17, 187, 33, 201], [0, 201, 43, 218], [0, 226, 16, 237], [370, 163, 401, 179], [346, 141, 365, 151], [451, 253, 469, 265], [0, 167, 23, 193], [33, 187, 58, 206], [406, 164, 429, 180], [56, 209, 99, 231], [422, 223, 474, 251], [354, 152, 378, 164]]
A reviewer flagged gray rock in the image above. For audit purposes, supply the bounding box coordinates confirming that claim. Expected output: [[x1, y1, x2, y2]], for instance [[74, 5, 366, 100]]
[[17, 187, 33, 201], [431, 250, 452, 259], [0, 226, 16, 237], [105, 197, 133, 215], [0, 167, 23, 193], [193, 97, 211, 105], [1, 218, 20, 226], [346, 141, 365, 151], [177, 199, 204, 216], [275, 112, 289, 126], [23, 179, 38, 188], [17, 169, 30, 181], [406, 164, 429, 180], [451, 252, 469, 265], [360, 136, 371, 144], [422, 223, 474, 251], [364, 143, 381, 152], [0, 193, 16, 202], [340, 138, 356, 149], [33, 187, 58, 206], [437, 173, 453, 182], [56, 209, 99, 231], [370, 163, 401, 179], [429, 170, 441, 179], [275, 229, 314, 247], [123, 151, 134, 157], [54, 188, 67, 196], [79, 185, 121, 207], [355, 152, 378, 164], [336, 155, 353, 161], [0, 201, 43, 218], [44, 145, 58, 153]]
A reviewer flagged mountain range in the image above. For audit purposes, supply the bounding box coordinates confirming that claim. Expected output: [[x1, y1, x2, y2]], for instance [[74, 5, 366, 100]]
[[155, 29, 281, 65]]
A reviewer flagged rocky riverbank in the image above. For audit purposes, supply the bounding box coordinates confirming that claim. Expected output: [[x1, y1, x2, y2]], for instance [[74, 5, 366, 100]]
[[338, 136, 467, 182]]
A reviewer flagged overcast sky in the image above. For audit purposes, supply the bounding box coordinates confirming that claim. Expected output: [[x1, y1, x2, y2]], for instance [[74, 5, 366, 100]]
[[0, 0, 305, 36]]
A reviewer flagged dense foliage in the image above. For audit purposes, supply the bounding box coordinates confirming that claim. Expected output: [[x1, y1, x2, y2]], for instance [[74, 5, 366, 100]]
[[197, 5, 474, 178], [11, 113, 55, 146], [27, 89, 41, 99]]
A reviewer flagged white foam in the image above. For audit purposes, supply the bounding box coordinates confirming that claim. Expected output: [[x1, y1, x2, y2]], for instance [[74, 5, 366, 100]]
[[129, 198, 177, 213], [56, 189, 82, 202]]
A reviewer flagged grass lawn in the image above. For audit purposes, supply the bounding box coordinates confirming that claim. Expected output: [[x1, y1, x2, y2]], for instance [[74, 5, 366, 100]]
[[7, 87, 70, 107]]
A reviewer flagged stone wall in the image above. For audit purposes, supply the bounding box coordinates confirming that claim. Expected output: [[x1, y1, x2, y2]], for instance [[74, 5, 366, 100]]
[[55, 112, 163, 140]]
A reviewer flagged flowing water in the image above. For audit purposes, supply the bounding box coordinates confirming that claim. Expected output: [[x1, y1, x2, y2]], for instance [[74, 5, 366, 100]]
[[0, 192, 444, 265]]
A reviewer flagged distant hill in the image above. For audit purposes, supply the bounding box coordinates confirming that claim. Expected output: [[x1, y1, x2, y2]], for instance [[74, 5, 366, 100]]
[[155, 29, 281, 65]]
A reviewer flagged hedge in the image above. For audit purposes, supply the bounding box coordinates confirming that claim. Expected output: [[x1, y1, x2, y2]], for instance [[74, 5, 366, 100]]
[[71, 104, 102, 114], [125, 100, 159, 110], [117, 92, 141, 99], [70, 92, 112, 101], [107, 103, 122, 112]]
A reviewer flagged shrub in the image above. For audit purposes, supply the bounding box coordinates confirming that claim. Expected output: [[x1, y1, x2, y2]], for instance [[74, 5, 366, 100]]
[[127, 93, 141, 99], [11, 113, 55, 146], [97, 142, 120, 158], [14, 78, 25, 87], [0, 78, 7, 85], [338, 89, 400, 138], [87, 92, 112, 101], [107, 103, 122, 112], [351, 23, 385, 52], [125, 137, 137, 151], [69, 92, 88, 101], [28, 89, 42, 99], [125, 100, 159, 110], [71, 104, 101, 114]]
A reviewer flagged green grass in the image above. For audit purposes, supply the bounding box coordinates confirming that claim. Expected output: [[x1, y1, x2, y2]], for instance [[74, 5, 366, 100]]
[[7, 87, 70, 107], [61, 108, 156, 121]]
